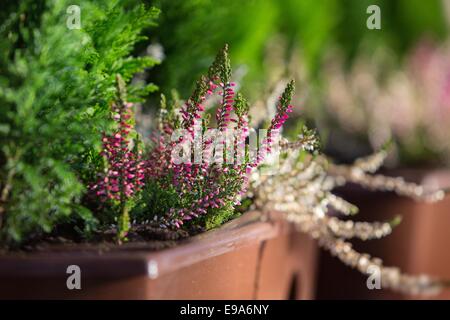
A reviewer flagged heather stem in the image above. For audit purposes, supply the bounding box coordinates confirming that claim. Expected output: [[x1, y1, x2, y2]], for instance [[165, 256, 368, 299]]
[[117, 203, 130, 244], [0, 170, 14, 230], [117, 163, 129, 242], [116, 74, 130, 243], [0, 150, 21, 231]]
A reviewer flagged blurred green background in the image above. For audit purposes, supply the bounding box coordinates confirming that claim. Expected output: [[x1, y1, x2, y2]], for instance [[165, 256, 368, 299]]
[[146, 0, 447, 95], [143, 0, 450, 166]]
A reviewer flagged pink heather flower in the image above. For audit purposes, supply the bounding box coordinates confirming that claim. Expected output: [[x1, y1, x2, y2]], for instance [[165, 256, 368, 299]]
[[215, 82, 235, 131], [254, 81, 296, 168], [90, 102, 145, 203]]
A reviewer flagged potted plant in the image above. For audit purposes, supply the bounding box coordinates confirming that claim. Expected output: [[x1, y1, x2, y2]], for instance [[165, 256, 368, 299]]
[[0, 0, 320, 298], [0, 0, 448, 300]]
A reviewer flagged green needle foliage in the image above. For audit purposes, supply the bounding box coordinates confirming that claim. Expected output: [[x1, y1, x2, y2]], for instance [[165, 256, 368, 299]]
[[0, 0, 159, 243]]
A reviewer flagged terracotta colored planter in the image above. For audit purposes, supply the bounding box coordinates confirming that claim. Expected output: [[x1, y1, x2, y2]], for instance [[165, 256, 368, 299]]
[[0, 211, 318, 300], [316, 169, 450, 300]]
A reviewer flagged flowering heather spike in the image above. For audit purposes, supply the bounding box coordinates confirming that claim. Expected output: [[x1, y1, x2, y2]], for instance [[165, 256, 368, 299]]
[[211, 46, 234, 130], [208, 43, 231, 84], [353, 144, 390, 173], [90, 74, 145, 243], [216, 82, 235, 130], [234, 92, 249, 119], [325, 216, 394, 240], [278, 80, 295, 112], [269, 80, 295, 132], [326, 193, 359, 216], [233, 93, 250, 167], [158, 93, 167, 131], [181, 76, 208, 130], [328, 161, 446, 202], [281, 126, 320, 153], [256, 80, 296, 166], [206, 44, 234, 130], [158, 92, 180, 133]]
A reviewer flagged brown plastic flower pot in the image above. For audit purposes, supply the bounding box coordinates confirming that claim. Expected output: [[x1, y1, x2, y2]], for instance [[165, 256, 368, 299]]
[[316, 169, 450, 300], [0, 211, 318, 299]]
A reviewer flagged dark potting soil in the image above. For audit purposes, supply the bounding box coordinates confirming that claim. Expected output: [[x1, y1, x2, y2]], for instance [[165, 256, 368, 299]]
[[0, 222, 205, 255]]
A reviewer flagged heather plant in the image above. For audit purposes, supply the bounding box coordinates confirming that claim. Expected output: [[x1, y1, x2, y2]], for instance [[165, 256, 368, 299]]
[[144, 45, 297, 229], [0, 0, 159, 243], [251, 134, 448, 295], [89, 75, 146, 242]]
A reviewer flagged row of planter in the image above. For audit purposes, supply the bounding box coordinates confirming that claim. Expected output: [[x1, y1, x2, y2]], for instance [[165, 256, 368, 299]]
[[0, 169, 448, 299]]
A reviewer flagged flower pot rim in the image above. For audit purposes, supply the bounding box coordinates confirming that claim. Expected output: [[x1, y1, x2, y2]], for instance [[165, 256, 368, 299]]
[[0, 211, 290, 279]]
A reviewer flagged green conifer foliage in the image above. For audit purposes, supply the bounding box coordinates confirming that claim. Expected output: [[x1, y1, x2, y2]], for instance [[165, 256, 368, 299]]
[[0, 0, 159, 243]]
